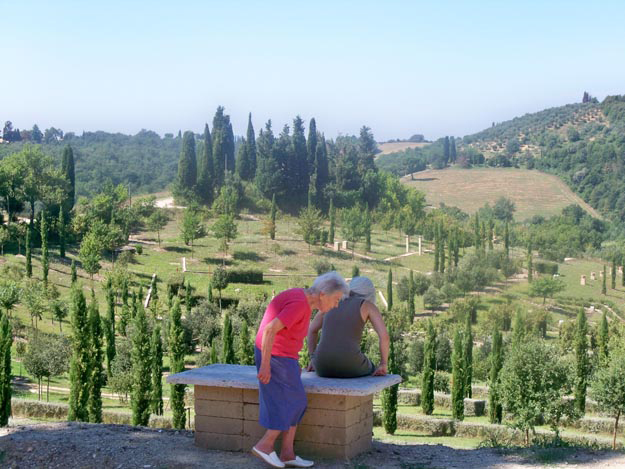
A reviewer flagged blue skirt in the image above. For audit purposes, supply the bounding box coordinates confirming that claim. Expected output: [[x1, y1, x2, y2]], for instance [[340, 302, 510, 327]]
[[254, 347, 307, 431]]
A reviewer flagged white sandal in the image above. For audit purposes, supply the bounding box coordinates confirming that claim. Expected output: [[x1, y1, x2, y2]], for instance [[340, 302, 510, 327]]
[[284, 455, 314, 467], [252, 447, 285, 468]]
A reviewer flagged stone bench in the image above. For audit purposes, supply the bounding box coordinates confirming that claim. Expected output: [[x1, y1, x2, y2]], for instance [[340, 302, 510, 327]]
[[167, 364, 401, 459]]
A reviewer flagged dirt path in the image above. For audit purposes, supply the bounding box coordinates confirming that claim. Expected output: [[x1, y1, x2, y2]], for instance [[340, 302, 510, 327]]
[[2, 420, 625, 468]]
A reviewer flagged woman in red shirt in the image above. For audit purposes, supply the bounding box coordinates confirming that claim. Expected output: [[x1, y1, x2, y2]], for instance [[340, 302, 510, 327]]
[[252, 271, 348, 468]]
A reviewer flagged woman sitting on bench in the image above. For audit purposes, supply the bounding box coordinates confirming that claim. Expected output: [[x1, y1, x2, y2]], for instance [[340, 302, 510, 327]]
[[307, 277, 389, 378]]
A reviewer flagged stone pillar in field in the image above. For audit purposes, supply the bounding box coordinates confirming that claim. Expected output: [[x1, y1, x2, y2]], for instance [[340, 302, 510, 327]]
[[333, 242, 341, 251], [580, 275, 586, 286], [418, 236, 423, 256], [406, 236, 410, 253], [342, 240, 348, 251], [600, 270, 604, 278], [591, 272, 596, 281]]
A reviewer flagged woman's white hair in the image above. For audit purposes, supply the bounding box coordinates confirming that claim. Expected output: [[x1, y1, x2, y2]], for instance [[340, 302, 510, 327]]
[[310, 271, 349, 297], [349, 276, 376, 305]]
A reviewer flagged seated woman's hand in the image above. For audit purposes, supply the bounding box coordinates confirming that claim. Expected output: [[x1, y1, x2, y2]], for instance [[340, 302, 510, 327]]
[[372, 363, 387, 376], [305, 363, 315, 372]]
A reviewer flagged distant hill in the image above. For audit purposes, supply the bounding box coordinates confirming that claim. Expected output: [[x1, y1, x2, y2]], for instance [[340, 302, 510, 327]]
[[402, 167, 600, 221], [458, 95, 625, 223]]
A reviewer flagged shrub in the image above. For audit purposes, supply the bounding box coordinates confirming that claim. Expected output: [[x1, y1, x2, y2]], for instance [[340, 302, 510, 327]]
[[535, 261, 559, 275], [312, 260, 333, 275], [434, 371, 451, 393], [135, 245, 143, 255], [226, 269, 263, 284]]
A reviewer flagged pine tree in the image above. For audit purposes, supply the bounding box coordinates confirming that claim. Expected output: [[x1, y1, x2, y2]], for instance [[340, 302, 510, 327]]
[[131, 303, 151, 426], [61, 144, 75, 214], [150, 325, 164, 416], [451, 328, 465, 420], [0, 313, 13, 426], [602, 265, 607, 295], [488, 327, 503, 424], [387, 269, 393, 311], [25, 227, 32, 278], [328, 198, 335, 244], [612, 258, 617, 290], [598, 312, 609, 363], [238, 319, 254, 365], [58, 209, 66, 258], [463, 311, 473, 398], [381, 327, 398, 434], [222, 312, 235, 364], [105, 285, 116, 376], [169, 299, 186, 429], [68, 288, 90, 422], [196, 123, 213, 204], [41, 213, 49, 286], [574, 308, 589, 415], [71, 259, 77, 284], [87, 292, 104, 423], [177, 131, 197, 194], [421, 321, 436, 415]]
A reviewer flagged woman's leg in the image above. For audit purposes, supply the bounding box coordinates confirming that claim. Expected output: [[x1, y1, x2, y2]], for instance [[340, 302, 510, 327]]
[[255, 428, 281, 454], [279, 425, 298, 461]]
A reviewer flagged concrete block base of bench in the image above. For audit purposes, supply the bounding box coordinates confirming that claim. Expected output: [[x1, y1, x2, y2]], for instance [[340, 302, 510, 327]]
[[167, 364, 401, 460]]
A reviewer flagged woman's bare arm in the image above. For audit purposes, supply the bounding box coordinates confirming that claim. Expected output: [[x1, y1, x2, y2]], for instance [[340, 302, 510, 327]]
[[361, 301, 390, 376], [305, 313, 324, 371], [258, 317, 285, 384]]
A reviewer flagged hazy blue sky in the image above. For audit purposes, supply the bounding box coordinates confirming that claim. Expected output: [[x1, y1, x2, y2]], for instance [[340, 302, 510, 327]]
[[3, 0, 625, 141]]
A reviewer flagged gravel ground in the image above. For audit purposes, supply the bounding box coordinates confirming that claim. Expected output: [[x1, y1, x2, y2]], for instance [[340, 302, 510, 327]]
[[2, 420, 625, 469]]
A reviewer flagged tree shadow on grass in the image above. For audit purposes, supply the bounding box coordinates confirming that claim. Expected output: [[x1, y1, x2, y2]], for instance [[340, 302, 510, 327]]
[[163, 246, 192, 254], [233, 251, 267, 262]]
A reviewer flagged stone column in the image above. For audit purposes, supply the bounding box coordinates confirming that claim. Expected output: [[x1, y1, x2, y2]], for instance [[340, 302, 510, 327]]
[[580, 275, 586, 286], [418, 236, 422, 256], [342, 240, 348, 250], [333, 241, 340, 251], [591, 272, 596, 281]]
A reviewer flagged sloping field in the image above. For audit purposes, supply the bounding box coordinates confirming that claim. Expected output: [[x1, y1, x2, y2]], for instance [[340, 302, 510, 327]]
[[377, 141, 430, 155], [402, 167, 601, 221]]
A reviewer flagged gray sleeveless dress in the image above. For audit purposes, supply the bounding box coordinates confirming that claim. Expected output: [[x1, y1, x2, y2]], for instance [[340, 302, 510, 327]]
[[313, 295, 375, 378]]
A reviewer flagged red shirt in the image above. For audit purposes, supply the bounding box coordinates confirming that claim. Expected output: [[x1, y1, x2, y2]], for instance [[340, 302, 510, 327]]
[[255, 288, 311, 359]]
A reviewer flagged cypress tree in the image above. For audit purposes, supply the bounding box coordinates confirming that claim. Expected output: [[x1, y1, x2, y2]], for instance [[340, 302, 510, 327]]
[[254, 120, 279, 198], [574, 308, 589, 415], [207, 281, 213, 303], [622, 259, 625, 288], [121, 280, 129, 308], [61, 144, 75, 214], [235, 139, 251, 181], [408, 270, 415, 322], [120, 303, 130, 337], [474, 214, 480, 250], [488, 327, 503, 424], [504, 222, 510, 258], [87, 291, 104, 423], [443, 136, 450, 164], [131, 302, 151, 426], [381, 327, 398, 434], [598, 311, 609, 363], [185, 281, 192, 316], [314, 135, 329, 209], [247, 113, 257, 179], [480, 221, 487, 253], [150, 325, 164, 416], [306, 118, 318, 178], [68, 288, 90, 422], [105, 285, 116, 376], [450, 136, 457, 163], [269, 193, 277, 240], [421, 320, 436, 415], [210, 340, 218, 364], [463, 311, 473, 398], [611, 258, 617, 290], [291, 116, 308, 200], [434, 228, 440, 272], [58, 209, 66, 258], [196, 123, 213, 204], [177, 131, 197, 194], [440, 235, 445, 273], [41, 213, 49, 286], [512, 309, 525, 346], [238, 319, 254, 365], [351, 265, 360, 278], [169, 299, 186, 429], [451, 328, 465, 420], [602, 265, 607, 295], [527, 241, 533, 283], [328, 198, 335, 244], [488, 221, 494, 251], [222, 312, 235, 364], [71, 259, 77, 284], [25, 227, 32, 278], [387, 269, 393, 311], [0, 313, 13, 426]]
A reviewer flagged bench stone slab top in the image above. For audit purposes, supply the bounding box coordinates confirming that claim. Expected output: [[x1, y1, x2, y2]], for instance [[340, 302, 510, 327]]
[[167, 364, 401, 396]]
